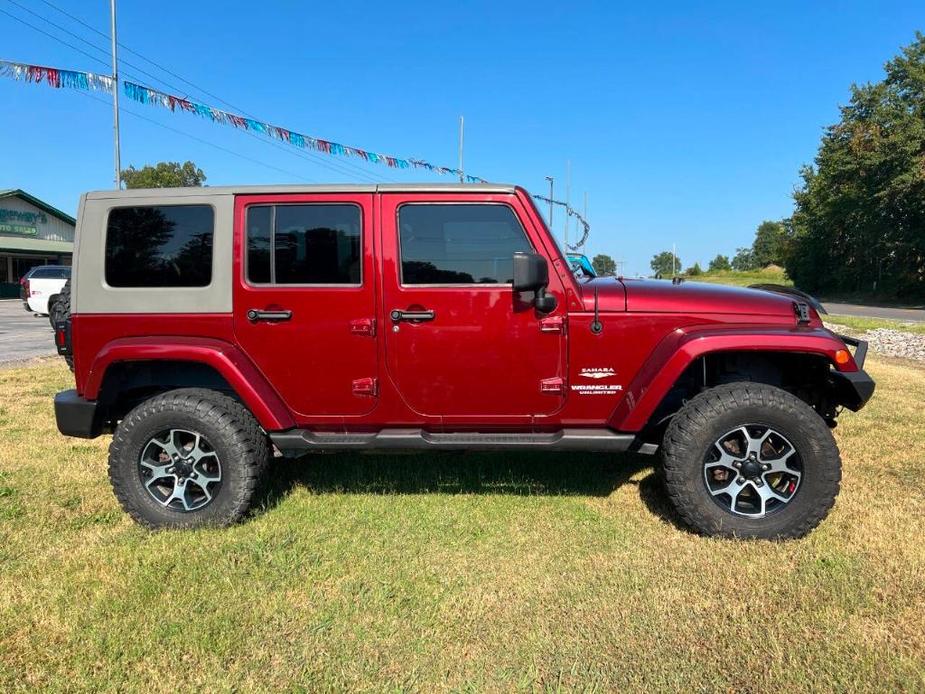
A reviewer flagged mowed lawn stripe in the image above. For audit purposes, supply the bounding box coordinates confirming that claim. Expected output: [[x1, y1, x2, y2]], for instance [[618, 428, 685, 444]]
[[0, 358, 923, 691]]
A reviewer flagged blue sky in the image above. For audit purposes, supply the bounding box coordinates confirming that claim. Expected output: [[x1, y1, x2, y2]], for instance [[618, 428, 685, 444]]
[[1, 1, 923, 275]]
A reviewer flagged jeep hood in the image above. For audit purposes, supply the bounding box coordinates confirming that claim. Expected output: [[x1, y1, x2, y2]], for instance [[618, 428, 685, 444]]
[[578, 278, 797, 316], [621, 278, 796, 316]]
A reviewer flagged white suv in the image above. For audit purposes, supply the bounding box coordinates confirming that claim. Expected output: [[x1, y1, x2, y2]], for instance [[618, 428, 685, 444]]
[[22, 265, 70, 315]]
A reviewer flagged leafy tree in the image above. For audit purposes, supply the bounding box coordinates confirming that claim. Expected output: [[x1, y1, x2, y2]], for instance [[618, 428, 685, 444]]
[[752, 220, 788, 267], [731, 246, 757, 271], [121, 161, 207, 189], [685, 262, 703, 276], [787, 33, 925, 298], [650, 251, 681, 277], [591, 253, 617, 276], [708, 254, 731, 272]]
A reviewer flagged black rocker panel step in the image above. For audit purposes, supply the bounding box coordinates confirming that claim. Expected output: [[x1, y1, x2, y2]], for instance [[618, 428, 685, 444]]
[[270, 428, 657, 456]]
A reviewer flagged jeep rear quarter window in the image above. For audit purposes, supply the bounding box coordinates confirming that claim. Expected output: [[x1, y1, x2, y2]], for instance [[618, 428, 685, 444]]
[[104, 205, 214, 288], [398, 204, 531, 284], [246, 204, 361, 285]]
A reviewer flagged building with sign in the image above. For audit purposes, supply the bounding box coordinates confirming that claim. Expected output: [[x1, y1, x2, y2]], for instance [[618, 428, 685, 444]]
[[0, 189, 75, 298]]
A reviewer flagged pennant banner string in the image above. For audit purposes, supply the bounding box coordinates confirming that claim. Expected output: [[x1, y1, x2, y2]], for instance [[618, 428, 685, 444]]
[[121, 80, 487, 183], [0, 59, 590, 245], [0, 59, 113, 93]]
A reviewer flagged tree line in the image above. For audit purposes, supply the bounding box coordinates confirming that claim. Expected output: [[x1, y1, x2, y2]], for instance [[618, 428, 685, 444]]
[[785, 33, 925, 299], [643, 34, 925, 297], [646, 218, 789, 279]]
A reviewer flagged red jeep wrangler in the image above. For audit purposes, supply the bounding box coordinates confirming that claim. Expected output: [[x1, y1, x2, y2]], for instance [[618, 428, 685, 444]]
[[53, 184, 874, 538]]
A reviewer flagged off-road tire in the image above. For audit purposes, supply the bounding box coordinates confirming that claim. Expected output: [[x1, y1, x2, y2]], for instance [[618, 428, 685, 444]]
[[50, 280, 73, 371], [661, 382, 841, 540], [109, 388, 269, 529]]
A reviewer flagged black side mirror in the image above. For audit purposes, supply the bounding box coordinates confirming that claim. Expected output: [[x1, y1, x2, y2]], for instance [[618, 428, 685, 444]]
[[512, 252, 549, 292], [512, 252, 557, 313]]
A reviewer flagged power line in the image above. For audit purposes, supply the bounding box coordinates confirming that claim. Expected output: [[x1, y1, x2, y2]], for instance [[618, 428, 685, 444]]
[[38, 0, 258, 117], [3, 0, 399, 182], [236, 128, 387, 183], [76, 88, 317, 182], [4, 0, 191, 95], [0, 7, 110, 71]]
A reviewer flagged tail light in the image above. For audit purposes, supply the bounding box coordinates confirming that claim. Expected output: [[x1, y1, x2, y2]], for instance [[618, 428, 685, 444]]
[[24, 279, 30, 297], [55, 319, 72, 357]]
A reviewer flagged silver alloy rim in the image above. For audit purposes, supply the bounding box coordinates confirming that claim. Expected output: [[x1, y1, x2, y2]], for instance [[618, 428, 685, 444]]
[[138, 429, 222, 512], [703, 425, 802, 518]]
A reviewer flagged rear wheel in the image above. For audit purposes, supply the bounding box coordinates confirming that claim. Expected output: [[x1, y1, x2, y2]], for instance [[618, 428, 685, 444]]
[[108, 388, 269, 529], [661, 382, 841, 539], [50, 280, 73, 371]]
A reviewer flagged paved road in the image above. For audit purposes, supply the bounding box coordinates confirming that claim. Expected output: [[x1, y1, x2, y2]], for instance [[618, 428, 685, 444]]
[[822, 302, 925, 323], [0, 299, 58, 366]]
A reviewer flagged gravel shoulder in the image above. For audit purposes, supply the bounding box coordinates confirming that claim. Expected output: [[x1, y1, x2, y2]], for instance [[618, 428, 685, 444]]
[[825, 321, 925, 363]]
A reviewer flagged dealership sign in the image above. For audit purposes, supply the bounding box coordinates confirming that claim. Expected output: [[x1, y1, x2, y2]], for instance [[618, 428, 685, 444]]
[[0, 208, 46, 236]]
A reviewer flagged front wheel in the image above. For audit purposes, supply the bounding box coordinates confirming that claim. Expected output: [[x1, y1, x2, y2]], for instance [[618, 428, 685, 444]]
[[660, 382, 841, 539], [108, 388, 269, 529]]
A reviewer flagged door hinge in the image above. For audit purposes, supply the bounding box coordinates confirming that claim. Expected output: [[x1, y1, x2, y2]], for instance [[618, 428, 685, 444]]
[[350, 318, 376, 337], [539, 315, 565, 333], [540, 377, 565, 394], [352, 377, 378, 397]]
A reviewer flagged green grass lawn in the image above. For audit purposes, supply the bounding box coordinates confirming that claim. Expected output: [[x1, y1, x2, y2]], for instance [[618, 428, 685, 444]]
[[686, 266, 792, 288], [1, 359, 924, 691]]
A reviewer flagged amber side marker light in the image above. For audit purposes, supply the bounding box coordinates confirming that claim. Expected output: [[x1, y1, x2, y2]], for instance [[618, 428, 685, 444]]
[[835, 349, 851, 366]]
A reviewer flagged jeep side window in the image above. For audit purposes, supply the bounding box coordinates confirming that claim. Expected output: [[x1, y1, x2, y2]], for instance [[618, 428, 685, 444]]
[[246, 204, 361, 285], [398, 204, 532, 285], [105, 205, 214, 288]]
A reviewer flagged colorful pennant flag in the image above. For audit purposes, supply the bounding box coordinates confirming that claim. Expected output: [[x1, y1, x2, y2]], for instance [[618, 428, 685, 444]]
[[0, 59, 591, 244], [122, 80, 487, 183], [0, 60, 113, 93]]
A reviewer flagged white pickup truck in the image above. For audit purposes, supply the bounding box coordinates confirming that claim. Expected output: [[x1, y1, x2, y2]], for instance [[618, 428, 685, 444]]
[[22, 265, 70, 317]]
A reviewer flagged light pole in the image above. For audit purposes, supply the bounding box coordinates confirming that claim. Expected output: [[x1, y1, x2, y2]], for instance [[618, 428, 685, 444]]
[[457, 115, 464, 183], [565, 160, 571, 250], [545, 176, 554, 229], [110, 0, 121, 189]]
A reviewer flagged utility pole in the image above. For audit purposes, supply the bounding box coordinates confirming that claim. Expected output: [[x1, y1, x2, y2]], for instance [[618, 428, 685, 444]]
[[457, 115, 464, 183], [110, 0, 121, 189], [564, 160, 571, 251], [672, 243, 677, 277], [545, 176, 554, 229], [583, 190, 588, 246]]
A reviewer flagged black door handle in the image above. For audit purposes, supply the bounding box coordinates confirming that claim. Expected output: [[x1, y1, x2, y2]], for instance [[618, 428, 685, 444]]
[[390, 308, 436, 322], [247, 309, 292, 322]]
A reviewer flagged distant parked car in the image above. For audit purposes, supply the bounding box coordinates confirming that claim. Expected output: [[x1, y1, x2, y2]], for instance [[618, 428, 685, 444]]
[[18, 266, 39, 300], [22, 265, 70, 315]]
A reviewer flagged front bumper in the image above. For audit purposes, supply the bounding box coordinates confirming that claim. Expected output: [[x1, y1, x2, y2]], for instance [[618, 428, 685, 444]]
[[830, 369, 875, 411], [55, 390, 103, 438], [829, 333, 874, 411]]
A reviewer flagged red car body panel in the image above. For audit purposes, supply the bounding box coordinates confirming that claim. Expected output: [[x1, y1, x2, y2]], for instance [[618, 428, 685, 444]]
[[232, 192, 380, 420], [378, 191, 568, 420], [79, 330, 294, 431], [68, 186, 860, 437], [622, 278, 798, 316], [608, 324, 858, 432]]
